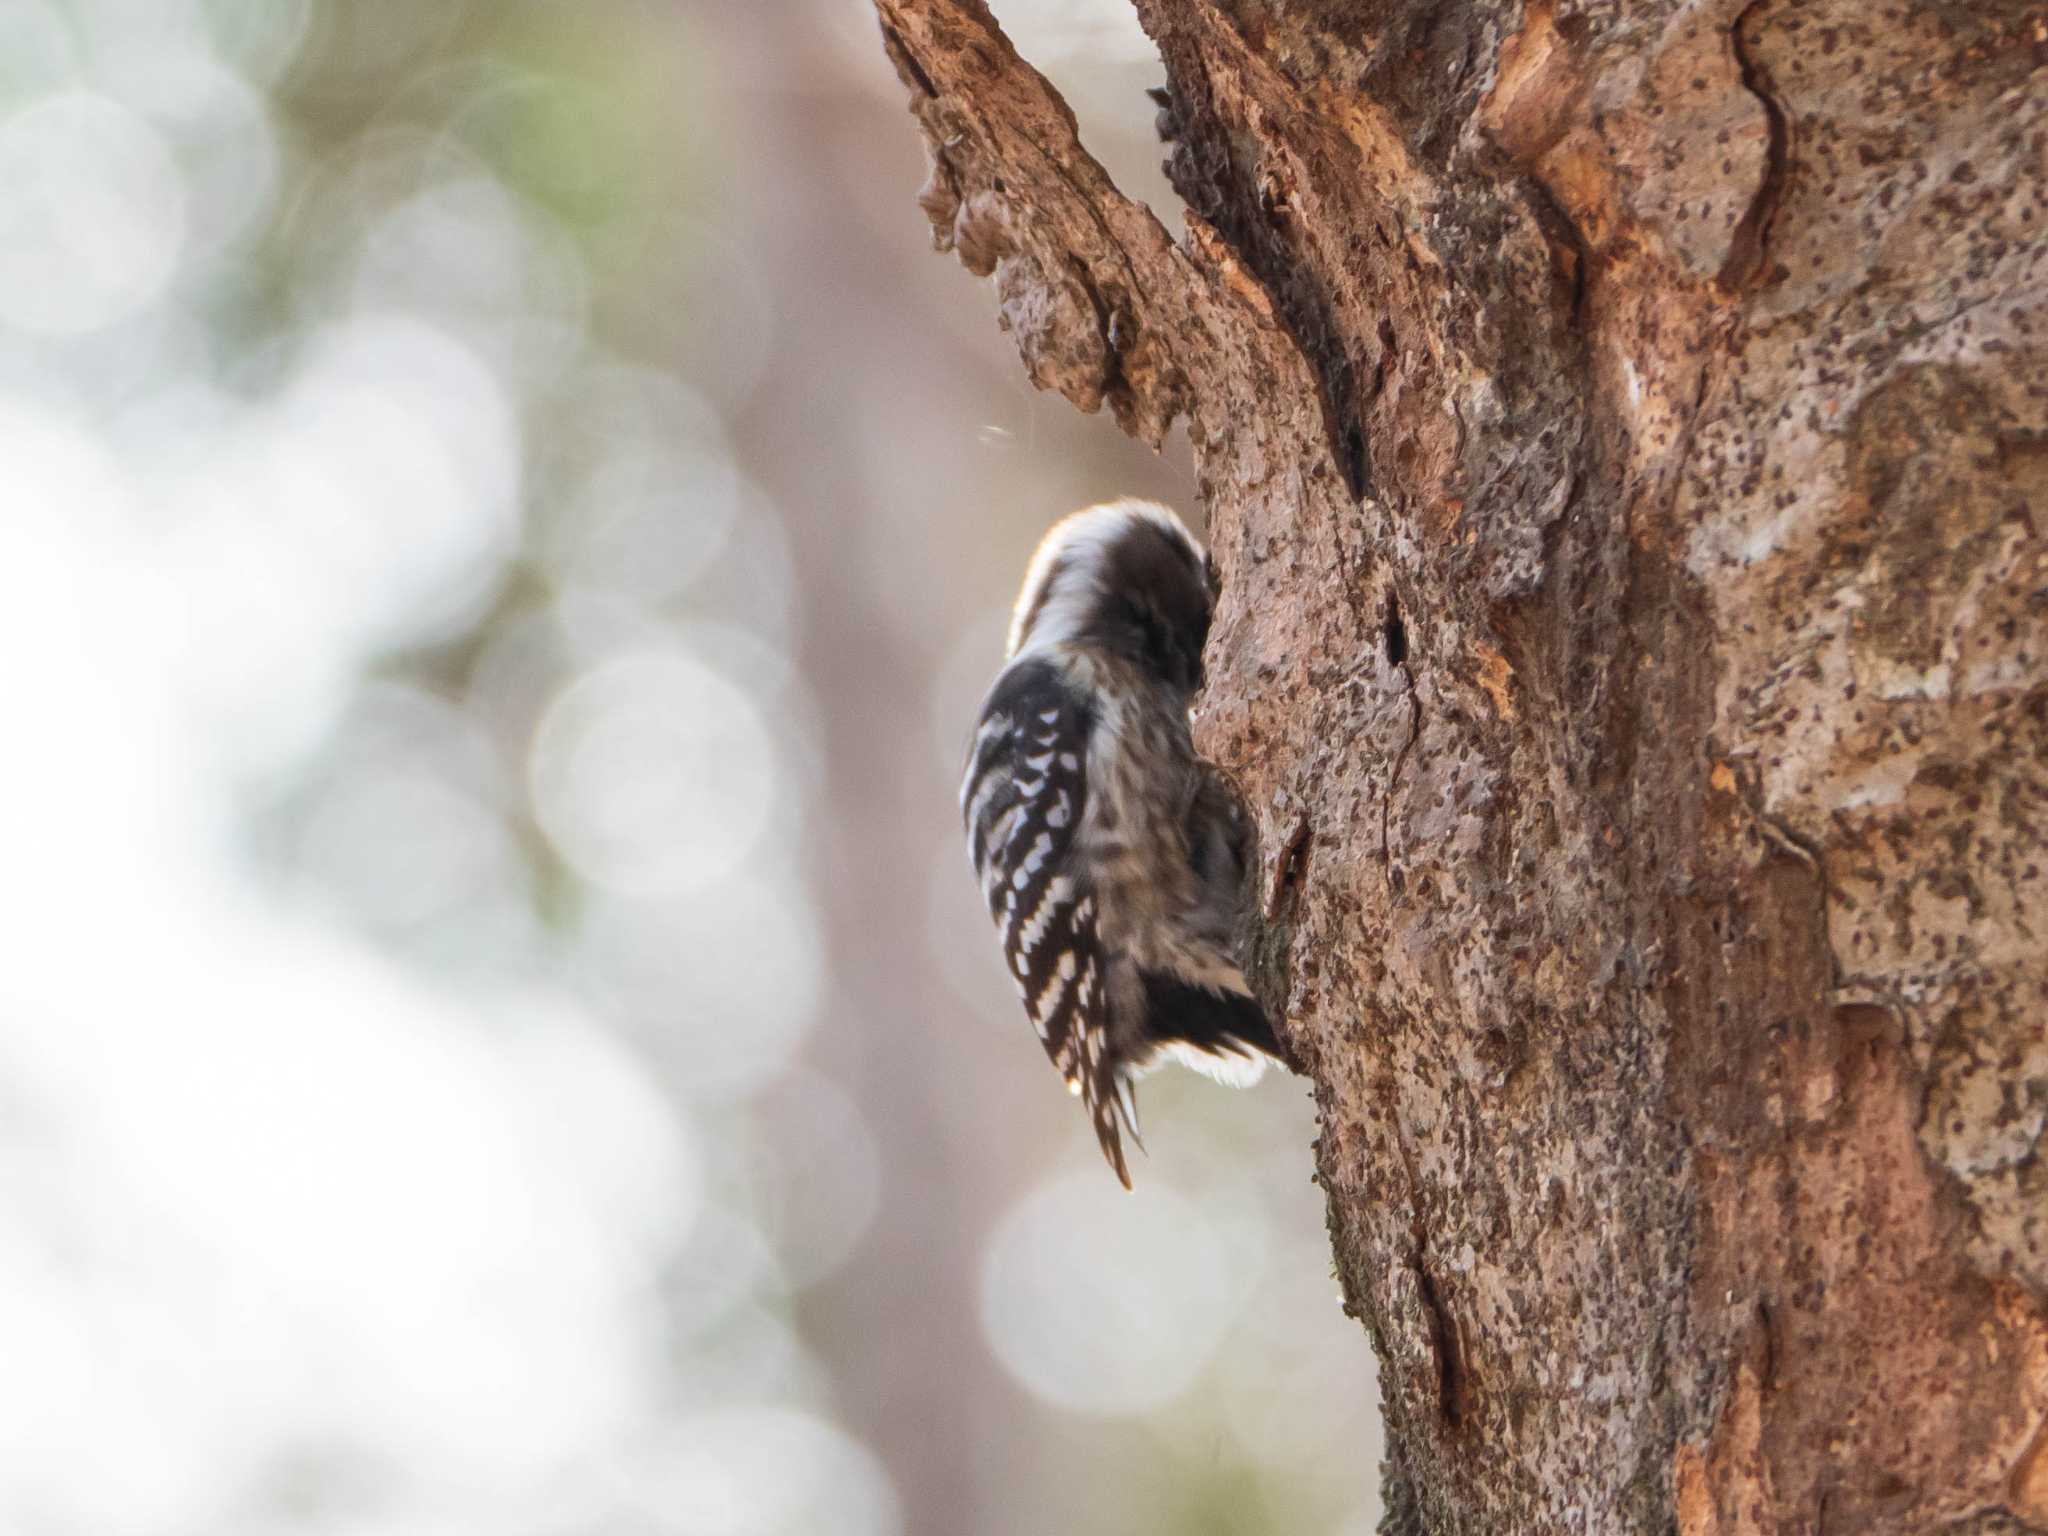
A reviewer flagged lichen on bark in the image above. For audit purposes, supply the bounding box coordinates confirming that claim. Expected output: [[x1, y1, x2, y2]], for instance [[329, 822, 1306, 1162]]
[[873, 1, 2048, 1530]]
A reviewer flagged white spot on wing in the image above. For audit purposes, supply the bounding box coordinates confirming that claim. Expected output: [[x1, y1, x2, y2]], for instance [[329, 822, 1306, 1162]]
[[983, 801, 1024, 853], [965, 769, 1012, 840], [1030, 951, 1078, 1034], [1014, 875, 1074, 955], [975, 711, 1012, 750], [1012, 832, 1052, 886]]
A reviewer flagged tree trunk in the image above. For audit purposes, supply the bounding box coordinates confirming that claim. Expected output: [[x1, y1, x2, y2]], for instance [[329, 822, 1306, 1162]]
[[871, 1, 2048, 1530]]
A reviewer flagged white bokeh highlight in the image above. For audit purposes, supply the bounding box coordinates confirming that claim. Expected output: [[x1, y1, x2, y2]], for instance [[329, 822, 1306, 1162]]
[[980, 1173, 1234, 1416], [0, 2, 1381, 1526], [574, 874, 822, 1099], [746, 1071, 884, 1289], [634, 1408, 902, 1536], [0, 92, 188, 334], [530, 648, 780, 897], [0, 425, 705, 1532], [155, 315, 522, 775], [548, 441, 743, 601]]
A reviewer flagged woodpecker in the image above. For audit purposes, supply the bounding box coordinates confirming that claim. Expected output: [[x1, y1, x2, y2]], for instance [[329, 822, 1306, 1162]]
[[960, 498, 1285, 1186]]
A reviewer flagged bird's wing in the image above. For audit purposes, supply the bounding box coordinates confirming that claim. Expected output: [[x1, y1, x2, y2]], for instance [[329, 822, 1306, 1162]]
[[961, 657, 1129, 1186]]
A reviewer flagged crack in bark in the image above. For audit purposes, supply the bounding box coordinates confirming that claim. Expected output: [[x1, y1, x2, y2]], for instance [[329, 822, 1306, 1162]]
[[1415, 1259, 1467, 1430], [1721, 0, 1791, 292], [1524, 175, 1592, 328], [1157, 61, 1374, 497], [878, 22, 937, 99], [1379, 583, 1423, 880], [1380, 661, 1422, 882], [1744, 791, 1841, 993], [1266, 812, 1314, 922]]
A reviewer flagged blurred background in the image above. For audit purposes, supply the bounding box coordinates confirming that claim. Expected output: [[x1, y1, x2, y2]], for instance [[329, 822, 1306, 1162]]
[[0, 1, 1382, 1531]]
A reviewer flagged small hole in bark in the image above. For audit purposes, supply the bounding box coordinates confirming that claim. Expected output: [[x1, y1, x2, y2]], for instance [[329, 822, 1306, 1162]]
[[1340, 422, 1368, 499], [1384, 595, 1408, 665], [991, 176, 1005, 193]]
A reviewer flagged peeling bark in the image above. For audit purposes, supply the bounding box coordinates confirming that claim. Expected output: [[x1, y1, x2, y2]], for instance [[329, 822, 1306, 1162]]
[[873, 1, 2048, 1530]]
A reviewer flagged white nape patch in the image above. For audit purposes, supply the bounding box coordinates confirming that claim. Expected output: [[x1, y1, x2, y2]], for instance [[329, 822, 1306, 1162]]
[[1145, 1040, 1270, 1090], [1006, 499, 1205, 659]]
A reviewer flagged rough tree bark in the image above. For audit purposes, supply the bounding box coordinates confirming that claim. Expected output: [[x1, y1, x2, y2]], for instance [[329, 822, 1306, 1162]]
[[873, 2, 2048, 1531]]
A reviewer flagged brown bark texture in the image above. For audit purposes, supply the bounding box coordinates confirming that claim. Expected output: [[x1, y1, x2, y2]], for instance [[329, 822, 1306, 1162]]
[[872, 1, 2048, 1531]]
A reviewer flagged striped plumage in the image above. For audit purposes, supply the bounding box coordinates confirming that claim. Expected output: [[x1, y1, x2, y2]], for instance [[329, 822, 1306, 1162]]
[[960, 499, 1285, 1187]]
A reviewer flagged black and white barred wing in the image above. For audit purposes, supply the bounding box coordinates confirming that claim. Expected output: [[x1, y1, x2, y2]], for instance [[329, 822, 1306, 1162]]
[[960, 658, 1132, 1186]]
